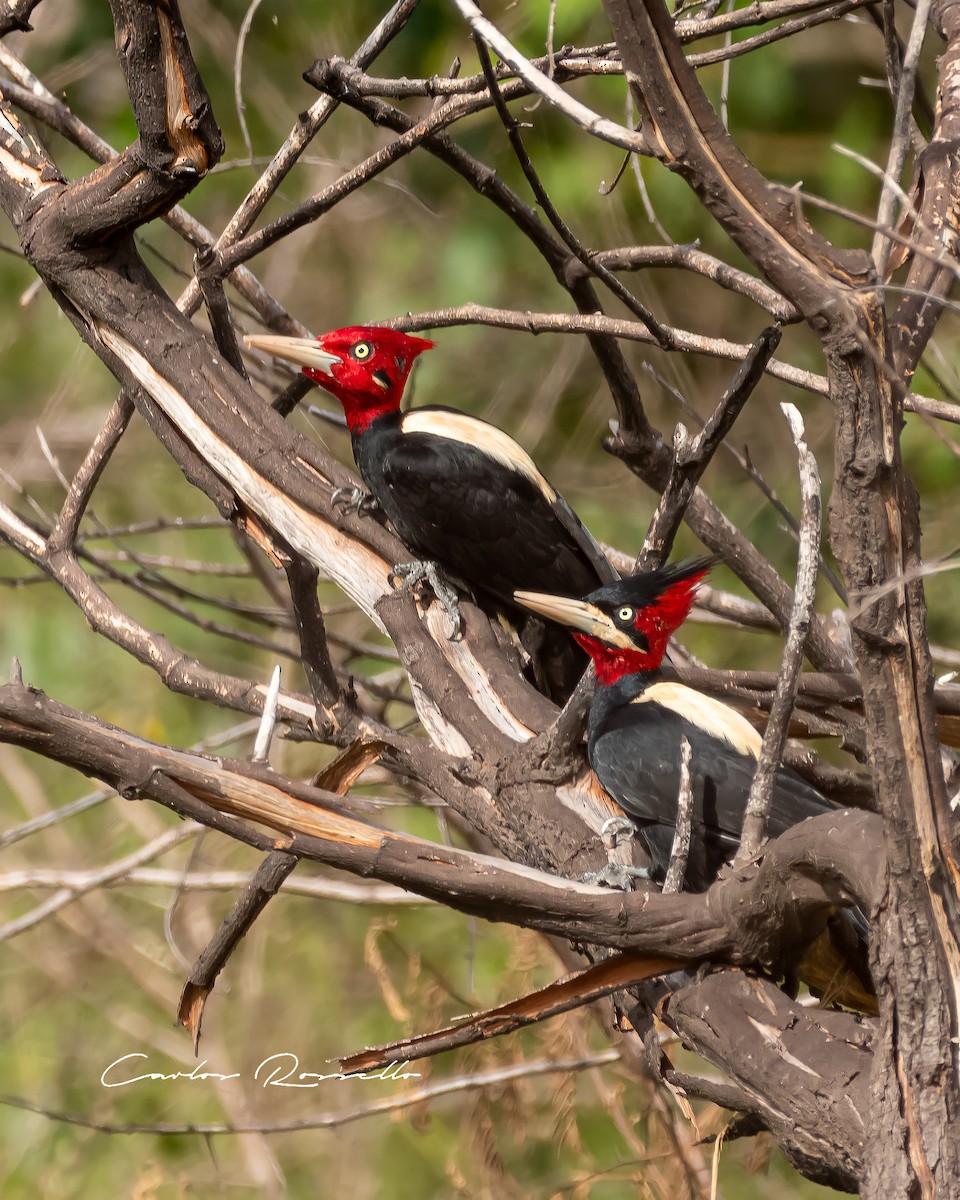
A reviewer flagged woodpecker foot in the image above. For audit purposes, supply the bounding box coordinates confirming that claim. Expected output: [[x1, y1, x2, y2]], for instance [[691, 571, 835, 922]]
[[331, 486, 380, 517], [600, 815, 637, 850], [389, 560, 463, 640], [582, 863, 651, 890]]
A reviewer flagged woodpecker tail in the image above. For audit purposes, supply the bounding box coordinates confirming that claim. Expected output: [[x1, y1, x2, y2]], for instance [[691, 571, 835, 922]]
[[793, 905, 876, 1014]]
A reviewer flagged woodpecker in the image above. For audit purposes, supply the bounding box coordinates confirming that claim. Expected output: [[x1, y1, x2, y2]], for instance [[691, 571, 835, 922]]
[[515, 559, 875, 1010], [245, 326, 618, 692]]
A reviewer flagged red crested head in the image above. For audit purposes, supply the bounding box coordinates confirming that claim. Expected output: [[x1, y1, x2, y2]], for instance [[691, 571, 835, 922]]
[[514, 558, 714, 688], [305, 326, 434, 434]]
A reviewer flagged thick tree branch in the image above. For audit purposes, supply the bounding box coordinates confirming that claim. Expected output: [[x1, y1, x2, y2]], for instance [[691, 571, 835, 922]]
[[0, 678, 882, 965], [661, 972, 872, 1192], [0, 0, 42, 35], [602, 0, 872, 325]]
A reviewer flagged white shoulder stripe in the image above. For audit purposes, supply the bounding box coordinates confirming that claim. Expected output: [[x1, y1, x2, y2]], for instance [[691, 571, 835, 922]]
[[633, 682, 763, 759], [401, 410, 556, 502]]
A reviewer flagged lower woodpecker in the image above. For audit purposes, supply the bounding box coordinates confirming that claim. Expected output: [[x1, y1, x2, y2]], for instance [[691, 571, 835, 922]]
[[515, 558, 875, 1011]]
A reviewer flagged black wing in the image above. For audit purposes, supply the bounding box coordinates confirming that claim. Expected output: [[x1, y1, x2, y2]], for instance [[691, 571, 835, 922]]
[[592, 700, 835, 890], [367, 410, 611, 603]]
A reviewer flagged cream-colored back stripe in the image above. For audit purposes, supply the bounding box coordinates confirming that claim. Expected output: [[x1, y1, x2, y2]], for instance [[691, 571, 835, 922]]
[[634, 682, 762, 759], [401, 410, 556, 502]]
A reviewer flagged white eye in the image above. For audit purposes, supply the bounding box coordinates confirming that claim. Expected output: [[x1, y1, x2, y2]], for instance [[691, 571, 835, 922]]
[[352, 342, 372, 360], [617, 606, 634, 623]]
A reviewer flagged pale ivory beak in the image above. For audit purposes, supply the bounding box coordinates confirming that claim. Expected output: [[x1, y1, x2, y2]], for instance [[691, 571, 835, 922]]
[[244, 333, 340, 377], [513, 591, 615, 639]]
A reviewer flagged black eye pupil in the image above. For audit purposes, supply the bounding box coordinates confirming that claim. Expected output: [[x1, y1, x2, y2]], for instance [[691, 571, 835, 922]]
[[353, 343, 370, 359]]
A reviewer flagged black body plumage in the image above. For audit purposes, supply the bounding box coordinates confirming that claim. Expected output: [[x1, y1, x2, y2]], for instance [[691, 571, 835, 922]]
[[589, 671, 873, 1006], [354, 409, 616, 604], [588, 674, 840, 892]]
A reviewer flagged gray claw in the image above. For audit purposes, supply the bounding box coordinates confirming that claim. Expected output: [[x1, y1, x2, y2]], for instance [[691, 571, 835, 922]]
[[582, 863, 651, 891], [332, 486, 379, 516], [389, 560, 463, 640], [600, 816, 637, 849]]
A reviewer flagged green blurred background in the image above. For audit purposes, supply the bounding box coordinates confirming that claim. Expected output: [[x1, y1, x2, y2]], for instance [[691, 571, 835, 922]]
[[0, 1, 955, 1196]]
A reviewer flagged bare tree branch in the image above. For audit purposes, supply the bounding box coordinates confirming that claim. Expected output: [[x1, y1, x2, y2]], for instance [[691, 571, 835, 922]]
[[738, 404, 822, 861], [637, 324, 781, 569]]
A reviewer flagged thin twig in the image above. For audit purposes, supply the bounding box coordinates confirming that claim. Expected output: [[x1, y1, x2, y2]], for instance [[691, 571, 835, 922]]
[[233, 0, 263, 169], [583, 244, 797, 321], [737, 405, 822, 862], [42, 396, 133, 550], [474, 35, 668, 344], [662, 737, 693, 894], [384, 303, 959, 426], [0, 1051, 620, 1135], [252, 665, 282, 763], [178, 0, 422, 316], [448, 0, 647, 153], [637, 324, 781, 569], [872, 0, 933, 275], [0, 825, 201, 943], [687, 0, 863, 67], [0, 867, 428, 902]]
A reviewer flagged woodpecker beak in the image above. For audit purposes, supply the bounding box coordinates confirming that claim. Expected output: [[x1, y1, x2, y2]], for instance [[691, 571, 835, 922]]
[[244, 334, 341, 377], [513, 591, 618, 641]]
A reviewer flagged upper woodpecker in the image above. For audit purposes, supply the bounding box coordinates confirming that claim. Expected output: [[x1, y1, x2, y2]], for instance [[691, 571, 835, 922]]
[[246, 326, 618, 689], [516, 559, 875, 1009]]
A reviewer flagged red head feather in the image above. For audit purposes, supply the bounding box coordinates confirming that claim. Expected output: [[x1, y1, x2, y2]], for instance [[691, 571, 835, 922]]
[[573, 558, 713, 685], [306, 326, 435, 434]]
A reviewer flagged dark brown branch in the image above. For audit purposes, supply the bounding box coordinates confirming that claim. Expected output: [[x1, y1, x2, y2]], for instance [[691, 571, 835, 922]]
[[47, 394, 134, 551], [33, 1, 223, 244], [473, 34, 668, 345], [637, 323, 781, 569], [271, 374, 315, 418], [112, 0, 221, 177], [0, 679, 882, 965], [194, 246, 247, 379], [177, 849, 298, 1051], [338, 950, 684, 1071], [283, 553, 348, 726], [661, 972, 872, 1193], [0, 0, 43, 35]]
